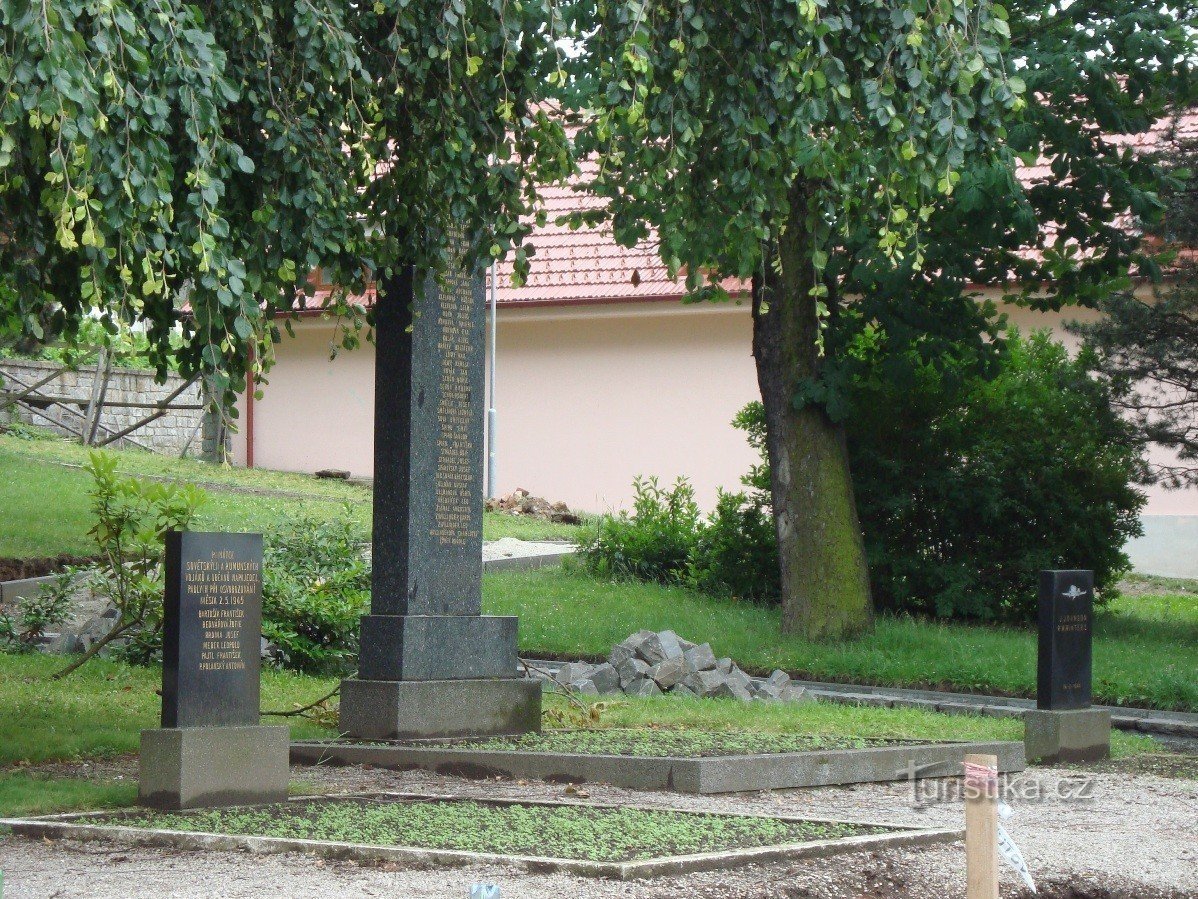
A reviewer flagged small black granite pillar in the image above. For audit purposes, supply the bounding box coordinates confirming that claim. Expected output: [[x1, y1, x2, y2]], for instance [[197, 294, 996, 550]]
[[140, 531, 289, 809], [1026, 569, 1109, 763], [1036, 569, 1094, 711]]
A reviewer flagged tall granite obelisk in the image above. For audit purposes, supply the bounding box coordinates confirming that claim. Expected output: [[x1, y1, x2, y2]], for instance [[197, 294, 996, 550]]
[[338, 259, 541, 739]]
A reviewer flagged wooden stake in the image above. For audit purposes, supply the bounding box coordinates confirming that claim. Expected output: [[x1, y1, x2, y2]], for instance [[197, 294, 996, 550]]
[[964, 752, 1000, 899]]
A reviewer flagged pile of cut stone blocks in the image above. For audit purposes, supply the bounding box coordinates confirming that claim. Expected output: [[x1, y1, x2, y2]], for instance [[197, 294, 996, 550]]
[[542, 630, 811, 704]]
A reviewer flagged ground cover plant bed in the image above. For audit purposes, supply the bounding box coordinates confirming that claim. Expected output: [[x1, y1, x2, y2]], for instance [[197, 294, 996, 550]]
[[291, 728, 1027, 793], [442, 728, 897, 756], [0, 793, 958, 879]]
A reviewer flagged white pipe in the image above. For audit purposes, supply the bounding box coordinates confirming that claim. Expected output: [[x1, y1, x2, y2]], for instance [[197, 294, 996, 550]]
[[487, 259, 498, 499]]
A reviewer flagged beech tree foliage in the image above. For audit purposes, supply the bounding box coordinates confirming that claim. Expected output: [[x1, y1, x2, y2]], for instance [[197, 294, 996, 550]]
[[0, 0, 572, 407], [572, 0, 1023, 637]]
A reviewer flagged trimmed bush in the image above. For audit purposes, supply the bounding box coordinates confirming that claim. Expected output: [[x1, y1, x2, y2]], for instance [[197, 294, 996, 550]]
[[739, 330, 1145, 621]]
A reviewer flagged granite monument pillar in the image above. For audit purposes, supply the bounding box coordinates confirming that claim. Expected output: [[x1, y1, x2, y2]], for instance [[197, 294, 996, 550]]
[[338, 259, 541, 740]]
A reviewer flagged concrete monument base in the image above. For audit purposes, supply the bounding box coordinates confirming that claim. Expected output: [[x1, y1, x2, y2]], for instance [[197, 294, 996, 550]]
[[1024, 708, 1111, 763], [339, 678, 542, 740], [138, 725, 289, 809]]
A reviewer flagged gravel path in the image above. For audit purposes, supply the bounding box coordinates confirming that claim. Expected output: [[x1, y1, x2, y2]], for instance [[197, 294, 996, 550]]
[[2, 759, 1195, 898]]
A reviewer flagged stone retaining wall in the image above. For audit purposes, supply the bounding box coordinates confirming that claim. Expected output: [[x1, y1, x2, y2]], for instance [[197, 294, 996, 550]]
[[0, 358, 206, 456]]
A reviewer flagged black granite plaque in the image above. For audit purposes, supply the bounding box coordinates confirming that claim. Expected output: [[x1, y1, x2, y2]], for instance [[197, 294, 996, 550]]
[[371, 258, 486, 616], [162, 532, 264, 727], [1037, 569, 1094, 711]]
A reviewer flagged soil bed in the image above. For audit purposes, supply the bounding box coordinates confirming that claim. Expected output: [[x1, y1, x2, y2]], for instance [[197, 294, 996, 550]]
[[0, 555, 99, 582], [72, 795, 889, 863]]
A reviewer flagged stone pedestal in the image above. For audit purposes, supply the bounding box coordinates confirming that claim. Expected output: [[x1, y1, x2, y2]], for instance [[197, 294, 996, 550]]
[[340, 678, 542, 740], [1024, 708, 1111, 764], [139, 725, 289, 809]]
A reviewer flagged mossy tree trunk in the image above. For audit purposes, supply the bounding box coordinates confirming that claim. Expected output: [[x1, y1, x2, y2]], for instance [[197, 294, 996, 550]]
[[751, 183, 874, 639]]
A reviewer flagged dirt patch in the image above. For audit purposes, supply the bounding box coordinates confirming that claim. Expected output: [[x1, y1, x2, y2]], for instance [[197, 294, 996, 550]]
[[0, 554, 101, 582], [1086, 752, 1198, 780], [485, 489, 582, 524], [4, 756, 138, 781]]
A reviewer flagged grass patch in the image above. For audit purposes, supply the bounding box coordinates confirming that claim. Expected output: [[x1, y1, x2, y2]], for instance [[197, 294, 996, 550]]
[[106, 797, 884, 862], [0, 653, 336, 766], [486, 566, 1198, 712], [579, 695, 1155, 759], [460, 729, 886, 756], [0, 433, 582, 558], [0, 772, 136, 818]]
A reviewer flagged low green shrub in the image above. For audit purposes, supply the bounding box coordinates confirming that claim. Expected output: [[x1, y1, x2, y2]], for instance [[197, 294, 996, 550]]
[[0, 572, 73, 652], [261, 511, 370, 675], [580, 476, 701, 585], [580, 479, 778, 602]]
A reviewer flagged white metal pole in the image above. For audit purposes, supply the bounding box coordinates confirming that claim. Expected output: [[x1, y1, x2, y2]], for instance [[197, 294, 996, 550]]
[[487, 259, 498, 499]]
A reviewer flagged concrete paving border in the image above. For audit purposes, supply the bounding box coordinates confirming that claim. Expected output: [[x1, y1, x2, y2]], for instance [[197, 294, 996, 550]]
[[482, 547, 574, 573], [290, 739, 1025, 793], [0, 573, 58, 604], [0, 792, 960, 880]]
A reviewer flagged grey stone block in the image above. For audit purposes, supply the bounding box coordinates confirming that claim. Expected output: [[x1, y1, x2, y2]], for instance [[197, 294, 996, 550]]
[[683, 643, 717, 673], [358, 615, 518, 681], [649, 656, 687, 690], [714, 680, 754, 702], [571, 679, 600, 696], [780, 683, 812, 703], [640, 630, 684, 665], [716, 657, 734, 674], [727, 667, 754, 692], [589, 663, 621, 694], [628, 678, 662, 697], [755, 682, 784, 702], [48, 631, 80, 654], [1024, 708, 1111, 763], [139, 726, 289, 810], [554, 662, 596, 687], [671, 684, 698, 699], [339, 678, 542, 740], [292, 738, 1026, 795], [765, 669, 790, 690], [684, 669, 727, 698], [609, 634, 645, 668], [617, 657, 650, 689]]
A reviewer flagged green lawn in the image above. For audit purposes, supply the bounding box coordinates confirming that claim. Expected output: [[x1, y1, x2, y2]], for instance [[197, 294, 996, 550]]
[[0, 653, 337, 767], [0, 651, 1155, 769], [0, 649, 1160, 817], [486, 566, 1198, 712], [0, 432, 582, 557]]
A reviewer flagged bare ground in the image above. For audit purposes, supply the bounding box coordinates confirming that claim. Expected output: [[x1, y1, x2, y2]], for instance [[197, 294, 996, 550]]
[[1, 756, 1195, 898]]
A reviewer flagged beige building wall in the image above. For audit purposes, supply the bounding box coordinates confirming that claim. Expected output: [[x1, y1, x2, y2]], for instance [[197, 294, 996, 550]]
[[232, 292, 1197, 523]]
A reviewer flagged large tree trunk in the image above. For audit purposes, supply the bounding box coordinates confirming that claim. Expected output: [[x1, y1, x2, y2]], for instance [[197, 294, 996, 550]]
[[752, 184, 873, 639]]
